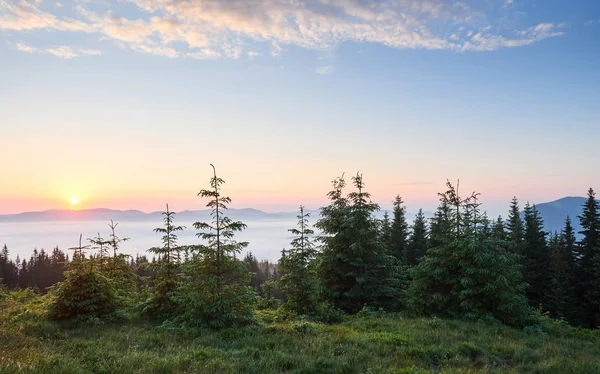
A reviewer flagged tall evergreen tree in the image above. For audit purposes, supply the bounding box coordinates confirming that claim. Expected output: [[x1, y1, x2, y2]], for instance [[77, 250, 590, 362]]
[[279, 206, 320, 316], [523, 203, 552, 310], [380, 211, 392, 249], [492, 216, 506, 241], [506, 197, 525, 255], [547, 226, 577, 323], [406, 209, 428, 267], [577, 188, 600, 327], [317, 173, 401, 313], [389, 196, 409, 263], [429, 200, 453, 249], [408, 180, 532, 327], [179, 164, 255, 328], [145, 204, 185, 318]]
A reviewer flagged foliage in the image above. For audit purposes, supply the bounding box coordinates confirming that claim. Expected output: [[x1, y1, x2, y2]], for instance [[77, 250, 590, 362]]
[[176, 164, 256, 329], [48, 262, 118, 321], [577, 188, 600, 328], [408, 180, 533, 327], [317, 173, 402, 313], [523, 203, 552, 311], [389, 195, 409, 263], [279, 206, 321, 316], [406, 209, 428, 267]]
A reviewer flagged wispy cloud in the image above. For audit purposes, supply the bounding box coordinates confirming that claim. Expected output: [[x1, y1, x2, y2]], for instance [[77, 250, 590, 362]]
[[584, 20, 600, 27], [316, 65, 334, 75], [16, 42, 36, 52], [13, 42, 101, 58], [1, 0, 567, 60]]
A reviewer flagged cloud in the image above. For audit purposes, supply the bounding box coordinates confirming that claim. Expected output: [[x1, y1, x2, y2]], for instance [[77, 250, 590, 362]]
[[316, 65, 334, 75], [46, 46, 78, 59], [503, 0, 514, 8], [584, 20, 600, 27], [13, 42, 102, 58], [2, 0, 567, 60], [16, 42, 37, 52]]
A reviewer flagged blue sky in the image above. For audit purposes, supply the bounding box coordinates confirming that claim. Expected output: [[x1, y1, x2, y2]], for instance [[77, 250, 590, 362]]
[[1, 0, 599, 217]]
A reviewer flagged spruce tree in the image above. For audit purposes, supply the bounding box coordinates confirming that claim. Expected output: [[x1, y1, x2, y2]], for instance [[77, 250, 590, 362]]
[[179, 164, 255, 328], [407, 180, 532, 327], [506, 197, 525, 255], [547, 224, 577, 323], [389, 196, 409, 263], [492, 216, 506, 241], [145, 204, 185, 318], [577, 188, 600, 327], [279, 206, 320, 316], [317, 173, 400, 313], [523, 203, 552, 311], [380, 211, 392, 248], [429, 200, 453, 249], [406, 209, 428, 267]]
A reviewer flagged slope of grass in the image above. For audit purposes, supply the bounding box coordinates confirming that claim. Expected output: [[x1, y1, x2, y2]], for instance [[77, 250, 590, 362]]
[[1, 291, 599, 374]]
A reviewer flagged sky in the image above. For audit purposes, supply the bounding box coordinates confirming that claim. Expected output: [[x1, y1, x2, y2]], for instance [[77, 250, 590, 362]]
[[1, 0, 599, 218]]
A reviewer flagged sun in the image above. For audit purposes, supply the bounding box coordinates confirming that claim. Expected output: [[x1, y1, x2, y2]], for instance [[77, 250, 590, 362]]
[[70, 196, 79, 205]]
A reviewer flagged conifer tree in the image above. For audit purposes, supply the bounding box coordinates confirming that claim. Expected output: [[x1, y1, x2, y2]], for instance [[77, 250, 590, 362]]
[[547, 224, 577, 323], [279, 206, 320, 316], [492, 216, 506, 241], [88, 233, 109, 271], [145, 204, 185, 318], [506, 197, 525, 255], [317, 173, 401, 312], [406, 209, 428, 267], [179, 164, 255, 328], [49, 235, 117, 320], [380, 211, 392, 248], [523, 203, 552, 310], [577, 188, 600, 327], [429, 200, 453, 249], [407, 180, 531, 327], [389, 196, 409, 263]]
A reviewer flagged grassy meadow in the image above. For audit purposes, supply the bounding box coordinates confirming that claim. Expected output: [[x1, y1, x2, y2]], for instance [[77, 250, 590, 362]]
[[1, 289, 600, 374]]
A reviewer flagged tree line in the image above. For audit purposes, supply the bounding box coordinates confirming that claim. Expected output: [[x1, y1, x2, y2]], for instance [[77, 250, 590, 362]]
[[1, 167, 599, 329]]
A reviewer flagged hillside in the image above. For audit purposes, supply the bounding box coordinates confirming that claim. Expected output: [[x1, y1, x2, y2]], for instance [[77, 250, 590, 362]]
[[530, 196, 588, 234], [1, 291, 599, 374]]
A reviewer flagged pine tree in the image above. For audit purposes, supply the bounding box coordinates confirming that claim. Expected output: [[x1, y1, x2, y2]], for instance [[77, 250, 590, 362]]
[[577, 188, 600, 327], [523, 203, 552, 311], [406, 209, 428, 267], [547, 224, 577, 323], [179, 164, 255, 328], [317, 173, 401, 313], [407, 180, 532, 327], [389, 196, 409, 263], [380, 211, 392, 248], [429, 200, 453, 249], [145, 204, 185, 318], [279, 206, 320, 316], [492, 216, 506, 241], [506, 197, 525, 255]]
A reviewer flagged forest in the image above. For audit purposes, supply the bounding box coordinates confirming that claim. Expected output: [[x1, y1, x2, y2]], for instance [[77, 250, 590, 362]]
[[1, 165, 600, 373]]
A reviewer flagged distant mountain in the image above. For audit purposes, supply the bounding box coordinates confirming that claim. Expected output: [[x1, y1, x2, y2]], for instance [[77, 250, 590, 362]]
[[0, 197, 591, 236], [531, 196, 589, 235], [0, 207, 318, 223]]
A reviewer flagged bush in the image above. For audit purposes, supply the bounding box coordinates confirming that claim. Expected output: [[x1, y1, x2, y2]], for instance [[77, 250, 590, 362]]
[[48, 267, 119, 321]]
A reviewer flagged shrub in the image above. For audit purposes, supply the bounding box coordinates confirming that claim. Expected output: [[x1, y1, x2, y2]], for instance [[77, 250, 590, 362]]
[[48, 266, 119, 321]]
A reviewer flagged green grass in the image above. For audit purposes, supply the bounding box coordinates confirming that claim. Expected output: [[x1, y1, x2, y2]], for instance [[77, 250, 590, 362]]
[[1, 291, 600, 373]]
